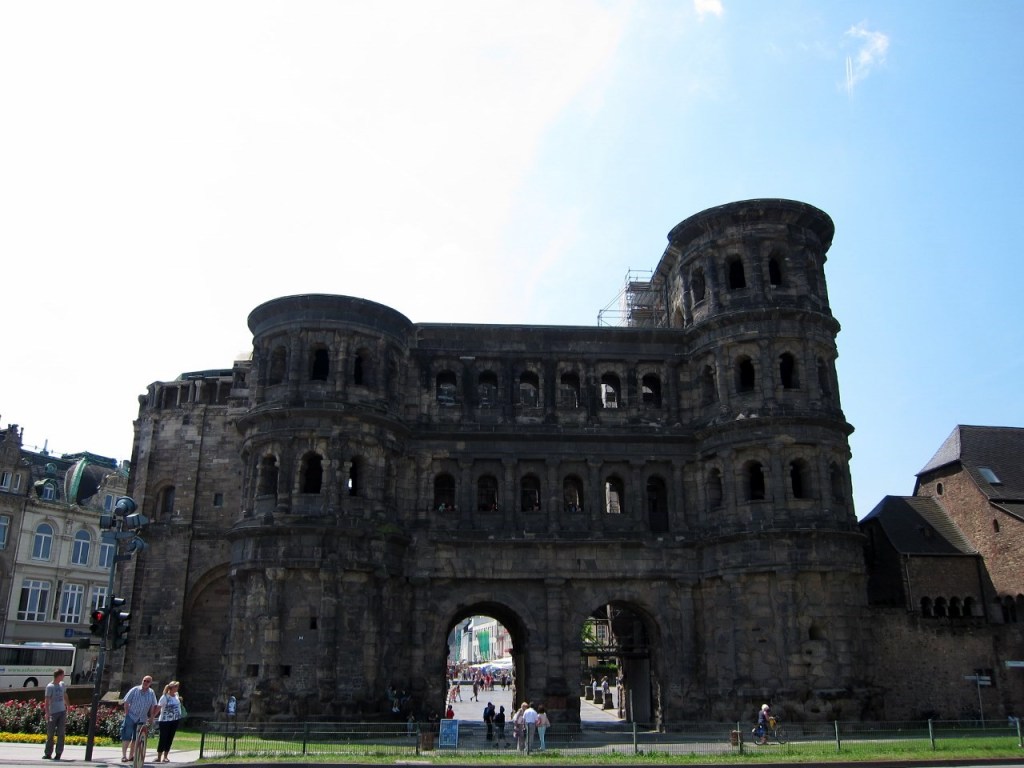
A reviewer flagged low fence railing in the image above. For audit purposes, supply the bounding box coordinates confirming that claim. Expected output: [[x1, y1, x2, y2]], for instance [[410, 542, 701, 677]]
[[196, 718, 1024, 759]]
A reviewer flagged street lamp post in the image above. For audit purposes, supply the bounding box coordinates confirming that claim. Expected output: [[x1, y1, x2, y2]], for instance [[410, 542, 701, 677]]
[[84, 497, 148, 762]]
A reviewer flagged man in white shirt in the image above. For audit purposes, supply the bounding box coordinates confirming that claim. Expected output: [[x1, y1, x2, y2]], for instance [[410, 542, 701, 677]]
[[523, 702, 538, 754]]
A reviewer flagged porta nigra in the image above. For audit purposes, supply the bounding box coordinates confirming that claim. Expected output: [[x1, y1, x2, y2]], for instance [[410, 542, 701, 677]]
[[118, 199, 871, 723]]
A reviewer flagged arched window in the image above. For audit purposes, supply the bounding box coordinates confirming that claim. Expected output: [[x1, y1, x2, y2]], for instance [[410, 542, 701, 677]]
[[32, 523, 53, 561], [310, 346, 330, 381], [268, 346, 287, 386], [519, 372, 540, 407], [353, 348, 372, 386], [436, 371, 457, 406], [71, 530, 91, 566], [768, 257, 783, 287], [641, 374, 662, 408], [257, 455, 279, 496], [736, 356, 756, 393], [701, 365, 718, 405], [727, 257, 746, 289], [920, 597, 933, 617], [601, 373, 621, 409], [477, 475, 499, 511], [964, 596, 977, 618], [563, 475, 584, 512], [646, 476, 669, 533], [605, 476, 625, 514], [691, 267, 706, 302], [347, 458, 362, 497], [790, 459, 810, 499], [478, 372, 498, 407], [300, 453, 323, 494], [933, 597, 948, 618], [746, 461, 766, 501], [434, 474, 456, 511], [560, 373, 581, 408], [520, 474, 541, 511], [949, 597, 963, 618], [707, 468, 723, 509], [779, 352, 799, 389]]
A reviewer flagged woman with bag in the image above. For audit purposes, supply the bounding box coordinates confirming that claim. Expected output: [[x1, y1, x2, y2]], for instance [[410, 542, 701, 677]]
[[155, 681, 184, 762]]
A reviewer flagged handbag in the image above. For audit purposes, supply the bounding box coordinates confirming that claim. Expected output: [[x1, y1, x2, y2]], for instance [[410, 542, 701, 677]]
[[179, 700, 188, 721]]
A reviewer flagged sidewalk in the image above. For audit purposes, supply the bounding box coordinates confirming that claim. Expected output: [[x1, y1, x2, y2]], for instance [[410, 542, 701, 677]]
[[0, 742, 201, 768]]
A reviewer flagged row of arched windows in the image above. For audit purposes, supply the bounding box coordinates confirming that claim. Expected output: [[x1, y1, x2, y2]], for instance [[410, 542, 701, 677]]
[[265, 343, 376, 388], [705, 459, 847, 508], [434, 355, 835, 410], [920, 595, 978, 618], [29, 522, 114, 568], [255, 454, 364, 497]]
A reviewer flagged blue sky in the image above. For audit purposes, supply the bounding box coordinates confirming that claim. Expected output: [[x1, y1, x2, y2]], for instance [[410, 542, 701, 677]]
[[2, 1, 1022, 517]]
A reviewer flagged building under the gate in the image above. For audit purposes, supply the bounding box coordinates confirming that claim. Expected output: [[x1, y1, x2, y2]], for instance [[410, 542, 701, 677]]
[[117, 199, 872, 723]]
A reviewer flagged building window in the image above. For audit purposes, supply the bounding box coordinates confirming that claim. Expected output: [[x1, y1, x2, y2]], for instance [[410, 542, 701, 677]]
[[347, 458, 362, 497], [560, 373, 581, 408], [213, 493, 224, 507], [104, 494, 114, 511], [641, 374, 662, 408], [746, 462, 766, 501], [42, 483, 56, 500], [604, 476, 625, 514], [701, 365, 718, 405], [789, 459, 810, 499], [690, 267, 706, 303], [478, 372, 499, 407], [727, 256, 746, 289], [59, 583, 85, 624], [32, 523, 54, 561], [520, 475, 541, 511], [99, 541, 114, 569], [71, 530, 92, 566], [257, 456, 279, 496], [300, 453, 323, 494], [12, 473, 20, 491], [353, 348, 372, 386], [434, 474, 456, 511], [707, 469, 723, 509], [0, 514, 9, 549], [601, 374, 621, 409], [519, 372, 540, 407], [563, 476, 584, 512], [0, 471, 10, 490], [736, 357, 756, 393], [436, 371, 457, 406], [779, 353, 799, 389], [158, 486, 176, 519], [90, 586, 108, 612], [18, 579, 50, 621], [768, 257, 783, 287], [268, 346, 287, 386], [646, 476, 669, 533], [310, 346, 330, 381]]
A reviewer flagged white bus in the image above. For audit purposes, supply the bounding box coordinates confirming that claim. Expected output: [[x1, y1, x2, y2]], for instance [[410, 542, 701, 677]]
[[0, 642, 77, 688]]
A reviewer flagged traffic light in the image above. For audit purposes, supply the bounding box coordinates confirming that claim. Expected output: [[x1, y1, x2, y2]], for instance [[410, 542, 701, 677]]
[[110, 597, 131, 649], [90, 607, 108, 637]]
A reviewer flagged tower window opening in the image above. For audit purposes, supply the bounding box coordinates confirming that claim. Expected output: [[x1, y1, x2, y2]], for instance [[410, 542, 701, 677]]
[[560, 372, 581, 408], [477, 475, 499, 511], [641, 374, 662, 407], [300, 453, 323, 494], [436, 371, 457, 406], [478, 372, 498, 408], [736, 357, 756, 393], [727, 257, 746, 289], [310, 347, 330, 381], [601, 373, 621, 409], [604, 476, 625, 514], [768, 257, 783, 286], [747, 461, 766, 501], [779, 352, 799, 389], [434, 473, 456, 511], [520, 474, 541, 511]]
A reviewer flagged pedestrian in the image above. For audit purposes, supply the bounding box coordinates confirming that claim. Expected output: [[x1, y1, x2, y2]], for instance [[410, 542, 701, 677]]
[[523, 701, 538, 754], [472, 679, 479, 701], [121, 675, 159, 762], [494, 705, 508, 747], [155, 681, 184, 762], [445, 704, 455, 719], [536, 705, 550, 750], [42, 668, 69, 761], [483, 701, 495, 740], [512, 702, 528, 751]]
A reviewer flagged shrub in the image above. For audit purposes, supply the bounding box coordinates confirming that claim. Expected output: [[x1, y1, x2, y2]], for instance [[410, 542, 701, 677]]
[[0, 699, 123, 738]]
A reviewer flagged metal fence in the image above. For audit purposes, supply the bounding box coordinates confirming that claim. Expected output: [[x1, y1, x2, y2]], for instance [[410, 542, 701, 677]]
[[197, 718, 1024, 759]]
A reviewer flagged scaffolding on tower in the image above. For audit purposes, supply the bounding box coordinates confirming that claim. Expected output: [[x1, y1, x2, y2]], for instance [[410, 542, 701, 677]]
[[597, 269, 666, 328]]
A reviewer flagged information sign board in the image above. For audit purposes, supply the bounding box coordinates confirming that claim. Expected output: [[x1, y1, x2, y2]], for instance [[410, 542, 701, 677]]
[[439, 719, 459, 748]]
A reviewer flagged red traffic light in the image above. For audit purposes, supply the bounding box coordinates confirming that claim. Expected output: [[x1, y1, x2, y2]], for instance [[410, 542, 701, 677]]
[[90, 609, 107, 636]]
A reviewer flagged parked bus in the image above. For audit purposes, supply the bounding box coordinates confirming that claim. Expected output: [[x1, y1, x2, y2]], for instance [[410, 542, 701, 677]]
[[0, 642, 77, 688]]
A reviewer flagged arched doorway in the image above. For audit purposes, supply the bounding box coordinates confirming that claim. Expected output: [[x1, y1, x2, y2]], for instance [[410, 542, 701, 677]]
[[579, 601, 658, 724]]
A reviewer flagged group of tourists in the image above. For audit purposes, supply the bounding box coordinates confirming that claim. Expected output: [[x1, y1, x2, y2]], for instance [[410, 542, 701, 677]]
[[42, 670, 186, 762]]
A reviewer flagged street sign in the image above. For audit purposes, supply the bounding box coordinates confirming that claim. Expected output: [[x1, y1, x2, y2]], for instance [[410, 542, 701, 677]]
[[65, 628, 92, 637], [1006, 661, 1024, 668], [965, 675, 992, 685]]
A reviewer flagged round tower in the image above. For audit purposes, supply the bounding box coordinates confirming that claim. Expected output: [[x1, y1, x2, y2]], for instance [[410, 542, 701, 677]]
[[663, 199, 868, 719]]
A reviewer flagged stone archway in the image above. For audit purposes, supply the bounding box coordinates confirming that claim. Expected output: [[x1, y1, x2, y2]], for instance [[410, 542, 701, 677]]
[[179, 567, 231, 713]]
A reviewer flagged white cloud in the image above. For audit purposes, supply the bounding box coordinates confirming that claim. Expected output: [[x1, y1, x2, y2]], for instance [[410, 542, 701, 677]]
[[694, 0, 724, 20], [844, 22, 889, 94]]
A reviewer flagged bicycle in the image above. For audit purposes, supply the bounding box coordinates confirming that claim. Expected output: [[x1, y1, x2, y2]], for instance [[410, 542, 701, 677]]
[[132, 720, 153, 768], [753, 716, 787, 745]]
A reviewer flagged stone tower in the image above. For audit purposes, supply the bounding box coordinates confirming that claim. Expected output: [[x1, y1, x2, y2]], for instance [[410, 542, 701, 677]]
[[121, 199, 870, 722]]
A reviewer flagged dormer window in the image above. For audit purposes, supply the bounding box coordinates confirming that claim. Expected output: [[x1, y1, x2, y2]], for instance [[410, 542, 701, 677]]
[[978, 467, 1001, 485]]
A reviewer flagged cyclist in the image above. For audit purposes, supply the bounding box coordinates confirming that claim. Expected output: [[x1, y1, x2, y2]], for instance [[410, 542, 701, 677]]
[[754, 703, 771, 745]]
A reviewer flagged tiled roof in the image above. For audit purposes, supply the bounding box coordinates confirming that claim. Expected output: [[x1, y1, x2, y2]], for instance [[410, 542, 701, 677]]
[[861, 495, 978, 555], [917, 425, 1024, 500]]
